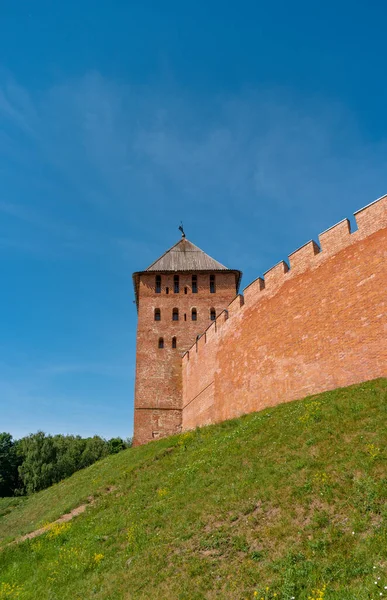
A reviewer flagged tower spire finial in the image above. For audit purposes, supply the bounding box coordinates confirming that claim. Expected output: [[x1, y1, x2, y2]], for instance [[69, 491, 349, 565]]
[[178, 222, 186, 238]]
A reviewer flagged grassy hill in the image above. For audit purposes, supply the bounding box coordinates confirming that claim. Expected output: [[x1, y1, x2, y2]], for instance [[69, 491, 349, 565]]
[[0, 379, 386, 600]]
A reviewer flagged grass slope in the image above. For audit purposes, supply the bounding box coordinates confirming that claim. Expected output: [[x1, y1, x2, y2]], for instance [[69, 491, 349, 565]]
[[0, 379, 387, 600]]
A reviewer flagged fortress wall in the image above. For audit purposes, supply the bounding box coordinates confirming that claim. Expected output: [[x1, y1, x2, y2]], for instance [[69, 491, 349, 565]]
[[181, 195, 387, 430], [182, 298, 246, 429]]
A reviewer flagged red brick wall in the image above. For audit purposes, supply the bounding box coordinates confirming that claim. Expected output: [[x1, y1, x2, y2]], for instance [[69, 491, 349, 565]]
[[182, 195, 387, 430], [133, 271, 238, 445]]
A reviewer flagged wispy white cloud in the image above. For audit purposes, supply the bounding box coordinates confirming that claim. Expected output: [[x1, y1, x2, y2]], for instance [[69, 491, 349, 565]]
[[134, 91, 387, 215], [0, 72, 386, 270], [0, 81, 38, 136], [38, 361, 133, 378]]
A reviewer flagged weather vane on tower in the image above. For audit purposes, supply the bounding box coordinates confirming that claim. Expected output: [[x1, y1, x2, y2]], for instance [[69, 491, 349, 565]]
[[178, 222, 186, 238]]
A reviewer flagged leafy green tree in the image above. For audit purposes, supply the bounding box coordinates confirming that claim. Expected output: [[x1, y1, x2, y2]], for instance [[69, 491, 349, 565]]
[[0, 433, 21, 496], [53, 435, 85, 480], [17, 432, 57, 494], [108, 437, 126, 454], [79, 436, 109, 469], [8, 431, 130, 496]]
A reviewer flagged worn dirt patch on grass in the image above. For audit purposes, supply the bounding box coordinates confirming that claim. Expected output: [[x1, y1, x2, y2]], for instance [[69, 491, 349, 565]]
[[4, 496, 95, 546]]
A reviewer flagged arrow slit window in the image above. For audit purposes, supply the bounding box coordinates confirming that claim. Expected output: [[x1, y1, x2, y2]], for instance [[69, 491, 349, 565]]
[[192, 275, 198, 293]]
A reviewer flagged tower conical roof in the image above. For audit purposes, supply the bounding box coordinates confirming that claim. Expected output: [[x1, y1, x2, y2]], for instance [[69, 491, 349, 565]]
[[145, 238, 228, 272], [132, 237, 242, 308]]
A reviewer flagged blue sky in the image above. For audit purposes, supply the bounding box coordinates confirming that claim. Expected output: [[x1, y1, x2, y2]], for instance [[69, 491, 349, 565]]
[[0, 1, 386, 440]]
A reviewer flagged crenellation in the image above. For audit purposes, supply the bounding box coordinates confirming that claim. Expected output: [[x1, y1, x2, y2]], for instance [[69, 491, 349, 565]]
[[215, 309, 229, 329], [243, 277, 265, 305], [354, 194, 387, 236], [318, 218, 352, 255], [289, 240, 320, 273], [205, 320, 217, 341], [228, 294, 244, 317], [197, 333, 207, 352], [263, 260, 290, 290]]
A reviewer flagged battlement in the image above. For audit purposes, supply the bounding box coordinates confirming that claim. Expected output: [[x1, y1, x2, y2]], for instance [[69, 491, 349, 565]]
[[182, 194, 387, 365], [181, 194, 387, 432], [354, 194, 387, 234]]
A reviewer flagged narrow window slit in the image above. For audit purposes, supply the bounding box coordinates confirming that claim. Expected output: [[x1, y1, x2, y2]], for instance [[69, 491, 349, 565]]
[[192, 275, 198, 294]]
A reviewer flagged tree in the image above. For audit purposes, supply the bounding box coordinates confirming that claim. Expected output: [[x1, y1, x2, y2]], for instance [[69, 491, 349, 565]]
[[17, 432, 57, 494], [5, 431, 130, 496], [0, 433, 21, 496], [108, 437, 126, 454], [79, 436, 109, 469]]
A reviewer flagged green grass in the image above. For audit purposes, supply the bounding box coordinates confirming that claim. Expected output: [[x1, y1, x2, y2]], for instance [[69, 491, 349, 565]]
[[0, 498, 25, 520], [0, 379, 387, 600]]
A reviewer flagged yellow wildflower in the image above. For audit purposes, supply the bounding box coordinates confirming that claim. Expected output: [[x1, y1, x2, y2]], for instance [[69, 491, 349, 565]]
[[47, 521, 71, 538], [93, 553, 104, 565], [0, 582, 23, 599]]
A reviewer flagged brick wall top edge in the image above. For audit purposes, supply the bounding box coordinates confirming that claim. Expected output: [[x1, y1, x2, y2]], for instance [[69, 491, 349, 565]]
[[182, 194, 387, 362], [183, 304, 234, 358], [263, 259, 290, 277], [354, 194, 387, 234], [228, 294, 245, 316], [288, 239, 321, 257], [182, 313, 221, 358], [243, 276, 265, 294], [264, 259, 290, 277], [319, 218, 352, 237], [288, 241, 320, 273], [318, 219, 351, 253], [196, 332, 207, 352], [353, 193, 387, 215]]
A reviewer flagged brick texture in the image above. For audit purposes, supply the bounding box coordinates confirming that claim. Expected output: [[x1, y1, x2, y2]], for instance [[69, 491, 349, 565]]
[[133, 271, 238, 445], [181, 195, 387, 431]]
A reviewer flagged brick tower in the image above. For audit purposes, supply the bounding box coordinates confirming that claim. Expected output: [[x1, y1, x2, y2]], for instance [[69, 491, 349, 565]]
[[132, 233, 242, 446]]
